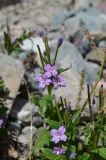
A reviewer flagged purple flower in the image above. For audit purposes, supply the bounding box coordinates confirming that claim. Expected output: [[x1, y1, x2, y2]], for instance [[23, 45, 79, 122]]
[[36, 74, 51, 89], [44, 64, 58, 78], [0, 119, 4, 128], [66, 104, 71, 112], [58, 38, 63, 47], [52, 75, 66, 89], [70, 153, 75, 159], [52, 147, 65, 155], [38, 31, 45, 37], [50, 126, 67, 144]]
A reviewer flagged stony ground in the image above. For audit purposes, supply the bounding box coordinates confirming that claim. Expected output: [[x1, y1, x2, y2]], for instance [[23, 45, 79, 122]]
[[0, 0, 106, 159]]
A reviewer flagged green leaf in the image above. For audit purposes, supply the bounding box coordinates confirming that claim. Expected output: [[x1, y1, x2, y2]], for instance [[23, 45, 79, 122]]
[[39, 94, 53, 117], [4, 32, 13, 54], [34, 127, 51, 154], [0, 80, 5, 88], [43, 56, 49, 64], [58, 65, 72, 74], [44, 118, 60, 129], [91, 147, 106, 159], [42, 148, 66, 160], [0, 106, 8, 116], [14, 48, 24, 53], [79, 153, 90, 160]]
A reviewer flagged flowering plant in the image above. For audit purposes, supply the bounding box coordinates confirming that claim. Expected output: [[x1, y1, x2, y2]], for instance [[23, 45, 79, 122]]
[[32, 31, 106, 160]]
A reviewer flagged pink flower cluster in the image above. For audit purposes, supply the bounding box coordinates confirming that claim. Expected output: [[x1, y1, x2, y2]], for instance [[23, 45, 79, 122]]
[[36, 64, 66, 90]]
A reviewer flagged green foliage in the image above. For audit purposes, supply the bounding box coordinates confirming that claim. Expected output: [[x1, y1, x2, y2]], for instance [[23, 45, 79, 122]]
[[42, 148, 66, 160], [39, 94, 53, 117], [44, 118, 60, 129], [78, 153, 90, 160], [91, 147, 106, 160], [58, 65, 72, 74], [4, 28, 35, 55], [34, 127, 51, 154], [0, 106, 8, 116]]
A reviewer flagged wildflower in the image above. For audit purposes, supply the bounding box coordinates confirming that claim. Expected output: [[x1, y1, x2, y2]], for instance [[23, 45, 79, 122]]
[[52, 75, 66, 89], [36, 74, 51, 90], [38, 31, 45, 37], [70, 153, 75, 159], [52, 147, 65, 155], [44, 64, 58, 78], [66, 104, 71, 112], [58, 38, 63, 47], [0, 118, 4, 128], [50, 126, 67, 144]]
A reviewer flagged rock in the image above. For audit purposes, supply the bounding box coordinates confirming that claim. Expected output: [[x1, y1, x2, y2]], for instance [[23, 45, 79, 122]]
[[22, 126, 37, 135], [49, 40, 99, 106], [8, 121, 21, 131], [8, 146, 18, 159], [18, 126, 37, 145], [86, 48, 105, 64], [52, 40, 99, 83], [52, 9, 75, 28], [96, 1, 106, 14], [64, 8, 106, 37], [10, 97, 39, 123], [74, 0, 102, 10], [20, 37, 45, 53], [33, 116, 42, 127], [99, 40, 106, 48], [0, 53, 24, 116], [0, 0, 21, 8], [25, 69, 41, 92], [73, 31, 91, 57], [74, 0, 91, 11]]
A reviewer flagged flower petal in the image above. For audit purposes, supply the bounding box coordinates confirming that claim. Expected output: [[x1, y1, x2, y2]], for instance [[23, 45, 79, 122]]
[[50, 129, 57, 136], [58, 126, 66, 134], [60, 135, 67, 141], [52, 136, 60, 144]]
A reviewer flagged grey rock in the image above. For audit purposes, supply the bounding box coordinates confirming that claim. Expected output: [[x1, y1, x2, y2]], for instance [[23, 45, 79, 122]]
[[18, 126, 37, 145], [22, 126, 37, 135], [10, 97, 39, 122], [17, 104, 39, 123], [18, 52, 30, 61], [86, 48, 105, 63], [64, 9, 106, 36], [52, 9, 75, 28], [20, 37, 50, 54], [74, 0, 101, 11], [8, 121, 21, 131], [0, 0, 21, 8], [73, 31, 91, 56], [33, 116, 42, 127], [25, 70, 41, 91], [0, 53, 24, 117], [51, 40, 99, 84], [99, 40, 106, 48], [50, 40, 99, 105], [74, 0, 91, 11]]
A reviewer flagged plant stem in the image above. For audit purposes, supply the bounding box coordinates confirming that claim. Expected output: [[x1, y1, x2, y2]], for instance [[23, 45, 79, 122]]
[[55, 104, 63, 124], [37, 45, 44, 70], [53, 46, 59, 65], [44, 37, 51, 64], [87, 84, 93, 121]]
